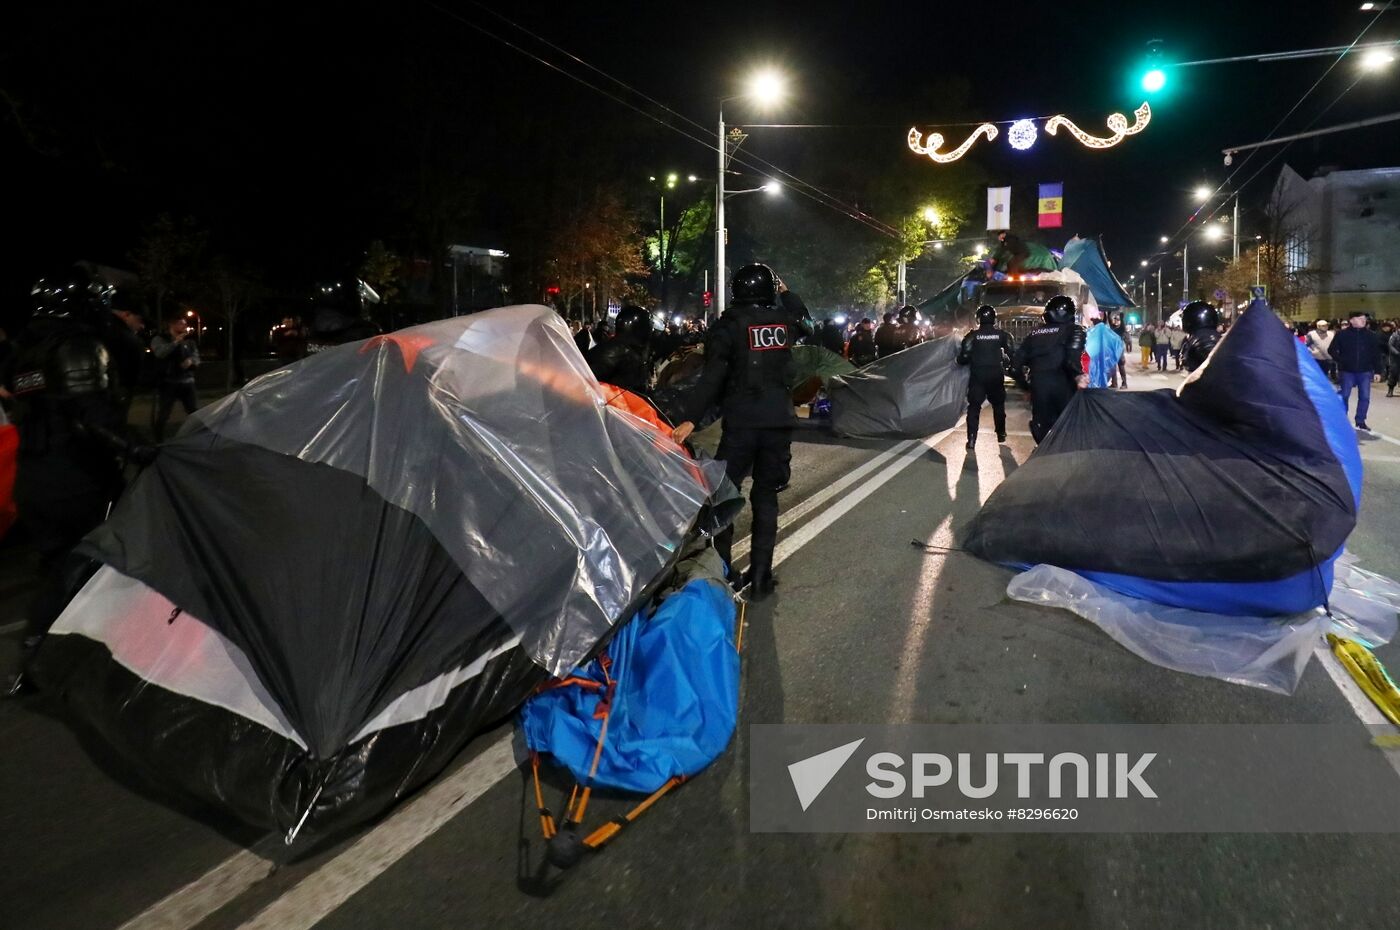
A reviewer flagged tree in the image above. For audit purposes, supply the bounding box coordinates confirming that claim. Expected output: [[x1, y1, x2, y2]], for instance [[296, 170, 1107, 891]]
[[546, 184, 649, 320], [201, 256, 261, 391], [645, 196, 713, 311], [360, 240, 403, 327], [129, 214, 207, 327], [1200, 180, 1330, 318]]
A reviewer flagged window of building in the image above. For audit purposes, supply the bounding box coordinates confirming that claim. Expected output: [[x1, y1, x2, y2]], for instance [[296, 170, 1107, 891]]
[[1284, 235, 1310, 275]]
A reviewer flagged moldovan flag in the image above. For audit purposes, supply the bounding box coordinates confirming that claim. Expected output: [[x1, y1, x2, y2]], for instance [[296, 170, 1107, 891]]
[[1038, 183, 1063, 228], [987, 187, 1011, 231]]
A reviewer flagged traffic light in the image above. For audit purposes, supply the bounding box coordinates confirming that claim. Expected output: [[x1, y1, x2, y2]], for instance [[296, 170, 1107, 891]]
[[1141, 68, 1166, 93], [1136, 39, 1169, 97], [702, 290, 712, 309]]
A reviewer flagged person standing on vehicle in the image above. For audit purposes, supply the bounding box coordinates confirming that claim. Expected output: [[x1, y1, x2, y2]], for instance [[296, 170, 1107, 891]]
[[1329, 311, 1383, 431], [1013, 295, 1087, 444], [150, 317, 200, 441], [586, 305, 653, 396], [957, 305, 1013, 449], [670, 263, 795, 600]]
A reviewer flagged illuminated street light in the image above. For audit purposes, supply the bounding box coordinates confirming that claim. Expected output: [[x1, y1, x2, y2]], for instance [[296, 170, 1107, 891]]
[[1140, 259, 1149, 267], [1205, 224, 1225, 242], [1194, 185, 1213, 202], [922, 206, 940, 224], [1359, 48, 1396, 71], [1160, 235, 1169, 244], [974, 244, 986, 256], [747, 68, 787, 107], [763, 180, 781, 195], [687, 174, 698, 182]]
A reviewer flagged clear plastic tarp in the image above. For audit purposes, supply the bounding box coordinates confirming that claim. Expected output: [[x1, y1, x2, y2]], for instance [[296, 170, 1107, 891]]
[[185, 305, 726, 677], [1007, 553, 1400, 695]]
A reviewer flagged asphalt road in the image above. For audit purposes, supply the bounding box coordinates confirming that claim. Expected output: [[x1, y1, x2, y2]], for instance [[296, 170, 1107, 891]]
[[3, 365, 1400, 930]]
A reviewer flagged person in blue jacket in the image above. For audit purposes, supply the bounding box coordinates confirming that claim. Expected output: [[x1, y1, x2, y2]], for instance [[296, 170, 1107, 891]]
[[1085, 317, 1124, 389], [1329, 310, 1384, 431]]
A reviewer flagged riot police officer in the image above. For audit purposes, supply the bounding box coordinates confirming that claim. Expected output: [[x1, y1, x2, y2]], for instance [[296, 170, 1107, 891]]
[[670, 263, 794, 599], [895, 305, 922, 350], [1013, 294, 1087, 444], [5, 268, 152, 688], [1180, 300, 1222, 373], [586, 304, 653, 395], [957, 305, 1014, 449]]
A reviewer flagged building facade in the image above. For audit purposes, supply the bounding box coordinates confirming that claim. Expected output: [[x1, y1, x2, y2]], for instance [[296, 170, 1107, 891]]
[[1276, 163, 1400, 321]]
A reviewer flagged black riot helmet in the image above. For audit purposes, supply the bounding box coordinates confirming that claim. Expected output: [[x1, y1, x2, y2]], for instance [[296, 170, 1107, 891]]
[[31, 265, 115, 321], [614, 305, 651, 344], [975, 304, 997, 327], [898, 305, 918, 324], [1181, 300, 1221, 334], [731, 263, 778, 305], [883, 311, 896, 324], [1043, 294, 1076, 325]]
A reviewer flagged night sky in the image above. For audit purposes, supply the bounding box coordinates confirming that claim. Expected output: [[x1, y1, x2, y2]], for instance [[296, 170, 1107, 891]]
[[4, 0, 1397, 311]]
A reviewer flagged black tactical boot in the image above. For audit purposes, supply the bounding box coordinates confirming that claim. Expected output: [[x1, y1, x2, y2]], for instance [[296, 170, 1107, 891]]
[[746, 547, 778, 601]]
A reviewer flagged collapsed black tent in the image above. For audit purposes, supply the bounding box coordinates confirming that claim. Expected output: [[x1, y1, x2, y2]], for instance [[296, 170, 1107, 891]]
[[827, 337, 969, 439], [33, 306, 729, 840], [964, 300, 1362, 616]]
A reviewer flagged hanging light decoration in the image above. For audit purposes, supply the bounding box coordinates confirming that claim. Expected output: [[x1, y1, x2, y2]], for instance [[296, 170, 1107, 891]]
[[1044, 102, 1152, 149], [907, 103, 1152, 163], [1006, 119, 1038, 151], [907, 123, 997, 163]]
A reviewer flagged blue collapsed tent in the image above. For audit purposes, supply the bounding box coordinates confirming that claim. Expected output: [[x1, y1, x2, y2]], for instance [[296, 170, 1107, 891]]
[[965, 299, 1361, 616], [1062, 236, 1136, 310]]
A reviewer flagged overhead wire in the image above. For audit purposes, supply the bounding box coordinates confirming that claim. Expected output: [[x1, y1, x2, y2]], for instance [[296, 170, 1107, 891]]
[[1145, 11, 1387, 275], [427, 0, 901, 238]]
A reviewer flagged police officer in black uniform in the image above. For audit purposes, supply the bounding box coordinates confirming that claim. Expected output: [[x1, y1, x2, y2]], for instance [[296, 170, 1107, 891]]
[[1179, 300, 1222, 373], [586, 305, 653, 395], [895, 305, 922, 350], [670, 263, 795, 599], [1013, 294, 1087, 444], [957, 305, 1014, 449], [4, 269, 153, 691]]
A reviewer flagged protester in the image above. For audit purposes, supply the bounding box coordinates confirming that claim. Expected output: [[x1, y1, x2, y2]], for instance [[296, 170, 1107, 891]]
[[150, 317, 201, 441], [570, 319, 592, 356], [894, 306, 922, 351], [1108, 311, 1130, 388], [1388, 322, 1400, 398], [1086, 317, 1125, 389], [1329, 311, 1383, 431], [1138, 322, 1156, 369], [671, 263, 797, 600], [819, 319, 847, 357], [1152, 324, 1170, 371], [1167, 324, 1186, 370], [1305, 319, 1334, 381]]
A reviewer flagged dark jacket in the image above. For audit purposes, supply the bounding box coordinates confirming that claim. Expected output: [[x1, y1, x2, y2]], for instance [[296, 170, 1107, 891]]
[[687, 300, 795, 428], [1329, 327, 1384, 374], [1013, 322, 1086, 383], [957, 325, 1014, 374], [1389, 330, 1400, 358], [874, 322, 902, 358], [849, 329, 878, 366]]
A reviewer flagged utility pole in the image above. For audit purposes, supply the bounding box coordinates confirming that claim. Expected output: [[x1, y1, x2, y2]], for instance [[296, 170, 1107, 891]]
[[1156, 266, 1163, 321], [715, 107, 726, 323], [1182, 241, 1189, 304], [1232, 196, 1241, 263]]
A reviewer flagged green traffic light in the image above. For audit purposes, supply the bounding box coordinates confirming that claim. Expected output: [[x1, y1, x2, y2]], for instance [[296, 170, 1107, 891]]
[[1141, 68, 1167, 93]]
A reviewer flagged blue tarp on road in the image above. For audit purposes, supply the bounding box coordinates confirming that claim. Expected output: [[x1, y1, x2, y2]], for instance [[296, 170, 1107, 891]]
[[1063, 236, 1136, 309], [520, 578, 739, 794]]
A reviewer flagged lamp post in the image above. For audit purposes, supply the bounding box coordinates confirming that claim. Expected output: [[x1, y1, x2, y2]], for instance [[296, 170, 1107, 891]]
[[716, 68, 785, 322]]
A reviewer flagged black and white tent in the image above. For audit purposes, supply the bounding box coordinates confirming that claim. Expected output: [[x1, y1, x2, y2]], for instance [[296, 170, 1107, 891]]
[[34, 305, 727, 840]]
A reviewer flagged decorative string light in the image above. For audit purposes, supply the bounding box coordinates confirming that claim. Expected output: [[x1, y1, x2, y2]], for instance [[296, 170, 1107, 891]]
[[1007, 119, 1038, 151], [1044, 102, 1152, 149], [907, 103, 1152, 162], [907, 123, 997, 163]]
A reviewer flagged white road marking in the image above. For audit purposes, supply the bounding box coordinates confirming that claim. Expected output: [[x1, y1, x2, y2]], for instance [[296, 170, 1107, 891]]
[[1366, 428, 1400, 450], [126, 429, 955, 930], [731, 438, 918, 561], [117, 849, 275, 930], [1314, 644, 1400, 780], [236, 736, 518, 930], [773, 429, 957, 568]]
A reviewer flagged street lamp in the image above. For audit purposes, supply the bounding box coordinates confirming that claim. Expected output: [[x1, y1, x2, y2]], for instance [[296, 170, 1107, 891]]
[[1160, 235, 1170, 244], [922, 206, 940, 224], [1194, 185, 1213, 202], [1359, 48, 1396, 70], [716, 68, 787, 321]]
